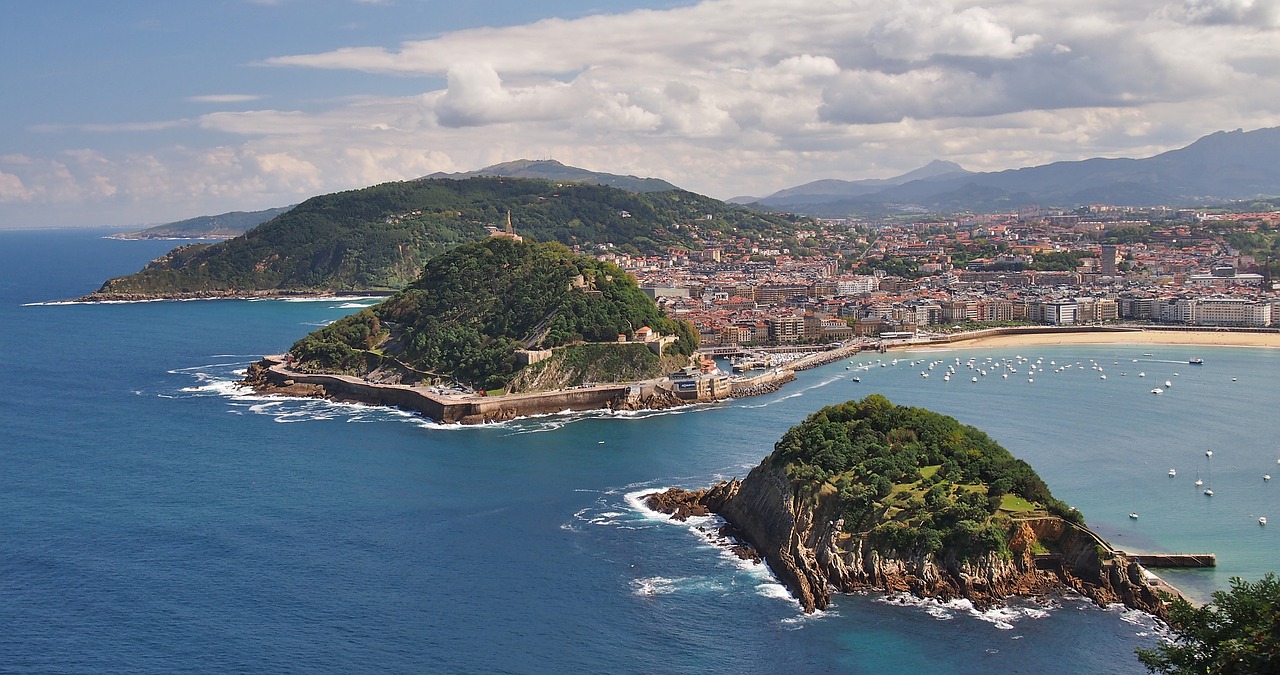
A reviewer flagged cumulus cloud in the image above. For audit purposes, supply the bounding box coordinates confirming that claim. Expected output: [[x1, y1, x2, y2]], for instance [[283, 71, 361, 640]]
[[0, 172, 32, 202], [7, 0, 1280, 226], [1179, 0, 1280, 26], [434, 64, 590, 127]]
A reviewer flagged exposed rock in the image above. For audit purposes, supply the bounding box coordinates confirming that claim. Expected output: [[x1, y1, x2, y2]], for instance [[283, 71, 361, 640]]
[[648, 461, 1167, 617]]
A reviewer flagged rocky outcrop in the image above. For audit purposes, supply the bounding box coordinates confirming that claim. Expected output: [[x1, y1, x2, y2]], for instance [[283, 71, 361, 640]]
[[647, 461, 1167, 617]]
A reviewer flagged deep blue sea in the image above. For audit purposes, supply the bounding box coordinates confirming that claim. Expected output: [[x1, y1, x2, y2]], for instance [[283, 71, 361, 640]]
[[3, 229, 1277, 673]]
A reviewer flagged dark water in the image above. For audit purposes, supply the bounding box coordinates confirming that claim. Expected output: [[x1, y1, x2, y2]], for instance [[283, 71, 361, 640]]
[[5, 228, 1275, 673]]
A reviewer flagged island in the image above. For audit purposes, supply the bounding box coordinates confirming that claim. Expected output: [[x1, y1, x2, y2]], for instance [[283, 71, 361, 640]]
[[646, 395, 1169, 616], [240, 237, 793, 423]]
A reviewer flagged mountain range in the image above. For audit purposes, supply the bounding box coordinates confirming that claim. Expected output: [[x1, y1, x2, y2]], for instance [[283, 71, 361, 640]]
[[741, 126, 1280, 216]]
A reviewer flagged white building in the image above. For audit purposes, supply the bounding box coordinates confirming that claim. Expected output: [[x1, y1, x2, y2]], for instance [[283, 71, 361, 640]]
[[1195, 298, 1272, 327]]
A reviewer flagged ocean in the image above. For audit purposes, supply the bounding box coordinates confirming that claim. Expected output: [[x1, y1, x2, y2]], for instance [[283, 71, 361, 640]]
[[3, 228, 1276, 673]]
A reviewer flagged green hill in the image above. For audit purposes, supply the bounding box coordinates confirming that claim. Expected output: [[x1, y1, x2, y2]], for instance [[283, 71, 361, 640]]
[[771, 395, 1081, 559], [288, 238, 698, 390], [87, 177, 800, 299]]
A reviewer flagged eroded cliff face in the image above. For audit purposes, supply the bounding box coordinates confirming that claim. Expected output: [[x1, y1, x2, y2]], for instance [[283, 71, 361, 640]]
[[648, 461, 1166, 617]]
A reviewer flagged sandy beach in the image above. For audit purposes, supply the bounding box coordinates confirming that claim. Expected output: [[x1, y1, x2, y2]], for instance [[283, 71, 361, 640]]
[[915, 328, 1280, 350]]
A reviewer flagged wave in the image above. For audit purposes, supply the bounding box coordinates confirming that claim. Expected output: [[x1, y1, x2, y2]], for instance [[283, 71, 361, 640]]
[[874, 592, 1059, 630], [336, 302, 378, 309]]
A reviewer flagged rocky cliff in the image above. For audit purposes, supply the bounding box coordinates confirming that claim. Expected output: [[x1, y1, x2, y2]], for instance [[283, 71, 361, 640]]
[[648, 460, 1167, 617]]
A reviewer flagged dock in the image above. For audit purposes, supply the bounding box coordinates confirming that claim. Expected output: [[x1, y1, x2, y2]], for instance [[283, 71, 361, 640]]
[[1127, 553, 1216, 568]]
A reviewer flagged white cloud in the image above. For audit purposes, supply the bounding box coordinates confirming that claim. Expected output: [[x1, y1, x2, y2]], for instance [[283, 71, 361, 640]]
[[0, 172, 31, 202], [187, 94, 264, 104], [7, 0, 1280, 227], [1179, 0, 1280, 27]]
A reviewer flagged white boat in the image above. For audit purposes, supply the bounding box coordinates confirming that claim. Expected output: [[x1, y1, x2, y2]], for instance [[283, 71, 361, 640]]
[[1165, 380, 1172, 388], [851, 376, 860, 382], [1151, 388, 1163, 395], [1204, 489, 1214, 496], [971, 377, 977, 383], [1139, 372, 1146, 377], [1261, 517, 1268, 526], [1129, 513, 1139, 519], [1206, 450, 1213, 458], [1168, 469, 1176, 477], [1100, 375, 1107, 380], [1195, 479, 1203, 486], [1264, 474, 1271, 481], [1189, 358, 1204, 365]]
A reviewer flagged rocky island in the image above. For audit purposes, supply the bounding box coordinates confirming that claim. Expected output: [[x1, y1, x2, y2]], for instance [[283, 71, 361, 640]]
[[647, 395, 1168, 616], [241, 237, 740, 422]]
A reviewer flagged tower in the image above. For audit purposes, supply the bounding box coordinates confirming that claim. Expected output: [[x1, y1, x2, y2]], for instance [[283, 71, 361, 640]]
[[1101, 244, 1117, 277]]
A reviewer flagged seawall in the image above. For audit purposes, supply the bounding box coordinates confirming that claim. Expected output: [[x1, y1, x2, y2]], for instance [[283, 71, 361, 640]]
[[249, 356, 634, 424]]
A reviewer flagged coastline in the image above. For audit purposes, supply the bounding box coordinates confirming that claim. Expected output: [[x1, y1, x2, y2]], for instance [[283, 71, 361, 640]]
[[238, 326, 1279, 424]]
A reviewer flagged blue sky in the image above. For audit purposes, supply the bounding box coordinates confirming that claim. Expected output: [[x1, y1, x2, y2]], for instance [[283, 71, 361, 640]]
[[2, 0, 1279, 228]]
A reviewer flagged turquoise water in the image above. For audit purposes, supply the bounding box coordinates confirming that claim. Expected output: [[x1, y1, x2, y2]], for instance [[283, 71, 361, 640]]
[[3, 229, 1276, 673]]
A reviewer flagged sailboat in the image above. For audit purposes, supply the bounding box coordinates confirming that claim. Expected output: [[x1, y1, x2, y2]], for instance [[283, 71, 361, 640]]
[[1203, 452, 1214, 495]]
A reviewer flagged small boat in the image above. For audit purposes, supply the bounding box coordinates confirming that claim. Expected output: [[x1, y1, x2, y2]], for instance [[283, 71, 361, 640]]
[[1139, 372, 1146, 377], [1261, 517, 1268, 526], [1168, 469, 1176, 477], [1100, 375, 1107, 380], [1189, 358, 1204, 365], [1129, 513, 1139, 519], [1165, 380, 1172, 388], [971, 377, 978, 383], [1151, 388, 1163, 395], [1206, 450, 1213, 458], [1204, 489, 1214, 496], [851, 376, 860, 382], [1264, 474, 1271, 481], [1142, 353, 1154, 357], [1195, 479, 1203, 487]]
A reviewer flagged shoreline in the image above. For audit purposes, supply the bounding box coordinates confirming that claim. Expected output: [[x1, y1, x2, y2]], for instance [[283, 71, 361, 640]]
[[239, 326, 1279, 424]]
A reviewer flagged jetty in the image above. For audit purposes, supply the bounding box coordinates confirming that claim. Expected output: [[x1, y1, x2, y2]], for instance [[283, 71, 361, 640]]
[[1127, 553, 1216, 568]]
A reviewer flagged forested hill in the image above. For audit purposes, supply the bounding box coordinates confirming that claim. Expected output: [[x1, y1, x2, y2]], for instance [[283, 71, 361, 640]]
[[86, 177, 801, 299], [288, 238, 698, 390], [771, 394, 1081, 558]]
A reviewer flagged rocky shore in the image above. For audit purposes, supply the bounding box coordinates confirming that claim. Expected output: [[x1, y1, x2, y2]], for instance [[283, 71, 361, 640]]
[[241, 356, 763, 424], [645, 462, 1169, 617]]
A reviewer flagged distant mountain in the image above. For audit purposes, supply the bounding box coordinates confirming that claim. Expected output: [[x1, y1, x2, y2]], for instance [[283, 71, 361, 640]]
[[111, 206, 293, 240], [751, 127, 1280, 216], [741, 160, 971, 206], [85, 177, 799, 300], [426, 159, 681, 193]]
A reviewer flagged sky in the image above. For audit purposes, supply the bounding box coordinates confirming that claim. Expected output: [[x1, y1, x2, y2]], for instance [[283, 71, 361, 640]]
[[2, 0, 1279, 229]]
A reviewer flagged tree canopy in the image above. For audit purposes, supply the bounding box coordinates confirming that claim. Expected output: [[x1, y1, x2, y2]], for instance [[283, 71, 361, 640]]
[[1137, 573, 1279, 674], [289, 238, 698, 390], [770, 395, 1080, 560]]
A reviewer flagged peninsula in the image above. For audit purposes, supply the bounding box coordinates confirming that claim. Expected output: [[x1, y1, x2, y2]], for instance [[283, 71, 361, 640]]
[[241, 237, 778, 422], [646, 395, 1169, 616]]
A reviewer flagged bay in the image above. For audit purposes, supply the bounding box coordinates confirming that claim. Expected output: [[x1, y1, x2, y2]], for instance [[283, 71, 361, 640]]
[[3, 229, 1275, 673]]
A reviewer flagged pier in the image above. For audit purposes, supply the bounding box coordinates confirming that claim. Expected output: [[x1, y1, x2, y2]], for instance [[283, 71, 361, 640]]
[[1127, 553, 1217, 568]]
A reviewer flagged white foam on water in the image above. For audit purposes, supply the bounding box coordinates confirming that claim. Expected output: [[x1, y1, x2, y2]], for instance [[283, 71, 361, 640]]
[[875, 592, 1056, 630], [631, 576, 683, 596], [336, 302, 377, 309]]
